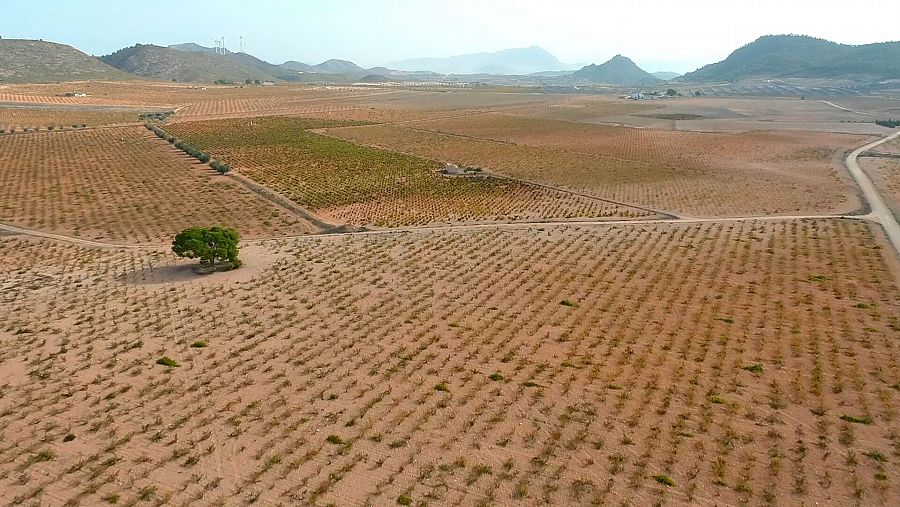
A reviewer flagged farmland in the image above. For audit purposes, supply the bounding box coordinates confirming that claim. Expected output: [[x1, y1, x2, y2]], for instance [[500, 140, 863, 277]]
[[0, 126, 315, 242], [1, 219, 898, 505], [325, 120, 864, 217], [165, 116, 654, 226], [0, 80, 898, 507], [860, 157, 900, 220], [0, 107, 139, 131]]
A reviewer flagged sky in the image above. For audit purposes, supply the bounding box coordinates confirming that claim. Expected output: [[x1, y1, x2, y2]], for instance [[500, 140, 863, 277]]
[[2, 0, 898, 73]]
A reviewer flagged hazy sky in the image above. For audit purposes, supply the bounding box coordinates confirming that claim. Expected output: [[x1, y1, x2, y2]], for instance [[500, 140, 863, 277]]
[[3, 0, 898, 73]]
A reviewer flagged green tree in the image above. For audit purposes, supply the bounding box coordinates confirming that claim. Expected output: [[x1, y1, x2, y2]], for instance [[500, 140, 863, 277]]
[[172, 226, 241, 270], [666, 88, 677, 96]]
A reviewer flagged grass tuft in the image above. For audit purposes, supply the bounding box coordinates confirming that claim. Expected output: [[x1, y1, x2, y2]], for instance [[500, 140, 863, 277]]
[[653, 474, 676, 487], [840, 414, 873, 425], [156, 356, 179, 367], [742, 363, 763, 374]]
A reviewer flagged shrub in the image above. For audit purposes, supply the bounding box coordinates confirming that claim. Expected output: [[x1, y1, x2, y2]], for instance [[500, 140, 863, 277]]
[[560, 299, 577, 307], [742, 363, 764, 374], [397, 495, 412, 506], [210, 161, 232, 174], [653, 474, 676, 487], [156, 357, 179, 367], [840, 414, 872, 425]]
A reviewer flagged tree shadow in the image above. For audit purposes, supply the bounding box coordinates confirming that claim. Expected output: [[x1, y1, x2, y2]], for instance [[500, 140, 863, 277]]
[[121, 261, 240, 286]]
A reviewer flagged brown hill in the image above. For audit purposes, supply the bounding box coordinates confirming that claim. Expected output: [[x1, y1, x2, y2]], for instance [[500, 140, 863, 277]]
[[0, 39, 133, 83], [101, 44, 279, 83]]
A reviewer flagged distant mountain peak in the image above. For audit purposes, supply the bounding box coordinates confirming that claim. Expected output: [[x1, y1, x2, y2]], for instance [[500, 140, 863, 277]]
[[387, 46, 569, 75], [571, 55, 660, 85]]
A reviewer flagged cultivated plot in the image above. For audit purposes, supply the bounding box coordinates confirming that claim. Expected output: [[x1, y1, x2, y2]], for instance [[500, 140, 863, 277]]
[[0, 108, 139, 131], [326, 119, 864, 217], [0, 219, 897, 505], [860, 157, 900, 221], [165, 116, 653, 227], [0, 126, 315, 242]]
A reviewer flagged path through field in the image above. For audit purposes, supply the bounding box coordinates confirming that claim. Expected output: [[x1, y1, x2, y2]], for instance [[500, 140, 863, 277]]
[[846, 130, 900, 254]]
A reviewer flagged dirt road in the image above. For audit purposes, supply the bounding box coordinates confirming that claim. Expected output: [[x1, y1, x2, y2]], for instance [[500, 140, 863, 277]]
[[845, 129, 900, 255]]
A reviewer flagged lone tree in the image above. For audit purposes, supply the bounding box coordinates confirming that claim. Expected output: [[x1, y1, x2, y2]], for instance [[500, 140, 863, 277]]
[[172, 226, 241, 270]]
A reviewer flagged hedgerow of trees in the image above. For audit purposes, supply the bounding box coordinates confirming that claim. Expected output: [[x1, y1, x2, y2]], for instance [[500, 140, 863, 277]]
[[146, 124, 230, 173]]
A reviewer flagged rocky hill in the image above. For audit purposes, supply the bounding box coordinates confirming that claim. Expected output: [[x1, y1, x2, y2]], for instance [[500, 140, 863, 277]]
[[0, 39, 134, 83], [570, 55, 661, 85], [681, 35, 900, 82], [101, 44, 279, 83]]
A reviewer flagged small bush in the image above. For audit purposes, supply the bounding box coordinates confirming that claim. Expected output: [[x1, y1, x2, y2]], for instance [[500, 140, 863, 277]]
[[190, 341, 208, 348], [840, 414, 873, 425], [156, 356, 179, 367], [209, 160, 232, 174], [435, 381, 450, 392], [397, 495, 412, 505], [653, 474, 676, 487], [326, 434, 345, 445], [863, 450, 887, 462], [488, 372, 504, 381], [560, 299, 577, 307], [742, 363, 764, 374]]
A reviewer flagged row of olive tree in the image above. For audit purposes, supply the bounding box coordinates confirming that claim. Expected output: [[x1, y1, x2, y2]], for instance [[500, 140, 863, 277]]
[[145, 124, 231, 174]]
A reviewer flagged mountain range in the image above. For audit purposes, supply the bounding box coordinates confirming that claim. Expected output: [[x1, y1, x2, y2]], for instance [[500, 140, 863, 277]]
[[0, 35, 897, 86], [387, 46, 575, 75], [680, 34, 900, 82]]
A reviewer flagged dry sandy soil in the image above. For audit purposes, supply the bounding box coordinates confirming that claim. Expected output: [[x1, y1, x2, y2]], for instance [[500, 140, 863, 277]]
[[583, 96, 894, 135], [1, 219, 898, 506]]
